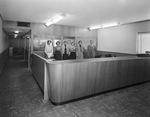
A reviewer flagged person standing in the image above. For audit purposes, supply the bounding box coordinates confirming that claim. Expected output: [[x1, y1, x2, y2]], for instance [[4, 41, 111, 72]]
[[76, 41, 84, 59], [62, 41, 69, 60], [54, 41, 62, 60], [87, 40, 96, 58], [69, 42, 76, 59], [44, 40, 53, 59]]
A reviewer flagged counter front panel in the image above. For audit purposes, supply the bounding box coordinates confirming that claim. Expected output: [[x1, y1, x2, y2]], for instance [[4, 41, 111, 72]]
[[31, 53, 150, 104], [45, 57, 150, 103]]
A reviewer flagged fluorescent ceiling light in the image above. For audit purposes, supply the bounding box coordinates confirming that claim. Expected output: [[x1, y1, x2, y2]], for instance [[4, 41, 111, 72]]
[[15, 30, 19, 33], [52, 14, 65, 23], [45, 13, 66, 26], [45, 21, 53, 26], [89, 26, 101, 30], [102, 22, 119, 28]]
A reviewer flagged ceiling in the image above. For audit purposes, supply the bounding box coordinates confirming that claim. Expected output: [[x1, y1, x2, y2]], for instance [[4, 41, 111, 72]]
[[0, 0, 150, 28], [4, 28, 31, 39]]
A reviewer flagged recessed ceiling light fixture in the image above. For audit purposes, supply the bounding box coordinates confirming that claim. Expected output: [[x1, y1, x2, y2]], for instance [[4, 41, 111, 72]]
[[89, 22, 120, 30], [88, 26, 102, 30], [45, 21, 53, 27], [102, 22, 119, 28], [15, 30, 19, 33], [45, 13, 66, 26]]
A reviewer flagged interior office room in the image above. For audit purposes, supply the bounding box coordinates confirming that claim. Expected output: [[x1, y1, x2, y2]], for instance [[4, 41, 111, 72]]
[[0, 0, 150, 116]]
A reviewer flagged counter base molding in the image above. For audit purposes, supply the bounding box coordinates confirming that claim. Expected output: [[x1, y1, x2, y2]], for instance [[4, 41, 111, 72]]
[[31, 53, 150, 104], [49, 81, 149, 105]]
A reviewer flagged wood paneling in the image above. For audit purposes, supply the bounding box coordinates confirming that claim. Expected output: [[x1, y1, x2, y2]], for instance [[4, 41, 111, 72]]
[[135, 59, 145, 84], [119, 60, 129, 87], [45, 57, 150, 103], [0, 48, 9, 75], [25, 49, 28, 66], [94, 62, 104, 93], [104, 61, 120, 91], [31, 54, 46, 91], [31, 23, 75, 37], [31, 54, 150, 104], [145, 59, 150, 81]]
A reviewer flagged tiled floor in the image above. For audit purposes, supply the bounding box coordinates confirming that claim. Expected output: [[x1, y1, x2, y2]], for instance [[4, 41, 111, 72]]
[[0, 56, 150, 117]]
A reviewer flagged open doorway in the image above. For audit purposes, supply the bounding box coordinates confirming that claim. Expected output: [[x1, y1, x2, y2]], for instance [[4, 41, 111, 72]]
[[3, 28, 31, 57]]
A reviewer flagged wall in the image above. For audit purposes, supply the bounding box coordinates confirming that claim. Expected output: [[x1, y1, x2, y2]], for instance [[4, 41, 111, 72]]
[[97, 21, 150, 54], [31, 23, 97, 52], [10, 38, 25, 55], [31, 23, 97, 38], [0, 15, 9, 75], [3, 20, 30, 56], [10, 39, 20, 48], [31, 23, 75, 37], [0, 17, 9, 53], [3, 20, 98, 58], [3, 20, 31, 30], [75, 27, 97, 49]]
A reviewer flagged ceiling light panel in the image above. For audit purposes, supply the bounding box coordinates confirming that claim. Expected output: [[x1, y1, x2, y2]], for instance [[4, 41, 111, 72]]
[[102, 22, 119, 28], [45, 13, 66, 26], [45, 21, 53, 26], [89, 25, 101, 30]]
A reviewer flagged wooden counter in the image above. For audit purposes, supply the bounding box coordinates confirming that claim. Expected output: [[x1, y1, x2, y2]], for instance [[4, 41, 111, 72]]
[[31, 53, 150, 104]]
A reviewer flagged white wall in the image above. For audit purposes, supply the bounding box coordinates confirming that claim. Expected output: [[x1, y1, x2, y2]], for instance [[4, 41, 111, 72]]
[[97, 21, 150, 54], [0, 16, 9, 53]]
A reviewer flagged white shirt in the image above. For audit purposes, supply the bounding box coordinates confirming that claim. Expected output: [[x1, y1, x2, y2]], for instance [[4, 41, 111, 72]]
[[45, 43, 53, 58]]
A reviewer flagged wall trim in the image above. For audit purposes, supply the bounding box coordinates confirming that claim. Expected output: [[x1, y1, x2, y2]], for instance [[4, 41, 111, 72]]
[[138, 31, 150, 34], [122, 19, 150, 26]]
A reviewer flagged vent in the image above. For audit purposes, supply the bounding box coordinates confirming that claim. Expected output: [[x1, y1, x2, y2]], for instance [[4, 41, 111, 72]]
[[17, 22, 30, 27]]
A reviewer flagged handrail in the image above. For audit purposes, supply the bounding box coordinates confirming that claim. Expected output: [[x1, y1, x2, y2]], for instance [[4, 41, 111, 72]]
[[33, 53, 47, 61]]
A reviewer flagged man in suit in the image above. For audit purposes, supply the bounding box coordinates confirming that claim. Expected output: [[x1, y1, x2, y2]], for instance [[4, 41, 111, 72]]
[[62, 41, 69, 60]]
